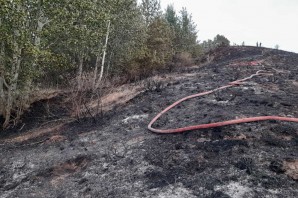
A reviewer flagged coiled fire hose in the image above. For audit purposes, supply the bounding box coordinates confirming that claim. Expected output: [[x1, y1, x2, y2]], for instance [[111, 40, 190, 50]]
[[148, 70, 298, 134]]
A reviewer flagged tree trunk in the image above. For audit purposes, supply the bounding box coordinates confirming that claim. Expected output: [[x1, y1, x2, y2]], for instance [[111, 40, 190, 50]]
[[106, 52, 113, 77], [0, 20, 5, 111], [32, 2, 50, 72], [0, 77, 5, 117], [77, 55, 84, 91], [92, 51, 101, 89], [96, 20, 111, 88], [3, 42, 22, 128], [0, 41, 5, 103]]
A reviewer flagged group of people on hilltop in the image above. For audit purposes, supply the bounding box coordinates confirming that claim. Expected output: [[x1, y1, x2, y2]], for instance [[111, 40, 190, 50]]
[[234, 42, 263, 47]]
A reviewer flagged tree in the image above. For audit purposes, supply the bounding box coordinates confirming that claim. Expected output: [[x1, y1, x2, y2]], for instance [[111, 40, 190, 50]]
[[0, 0, 44, 128], [146, 17, 174, 67], [106, 1, 147, 78], [164, 4, 179, 53], [165, 4, 179, 30], [201, 39, 214, 51], [0, 0, 202, 129], [141, 0, 161, 25], [213, 34, 230, 47], [164, 6, 201, 57], [201, 35, 230, 52], [94, 0, 141, 87], [53, 0, 104, 90], [275, 44, 280, 50], [0, 0, 104, 128]]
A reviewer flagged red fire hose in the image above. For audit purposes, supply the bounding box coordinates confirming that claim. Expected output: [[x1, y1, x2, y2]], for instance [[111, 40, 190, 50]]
[[148, 70, 298, 134]]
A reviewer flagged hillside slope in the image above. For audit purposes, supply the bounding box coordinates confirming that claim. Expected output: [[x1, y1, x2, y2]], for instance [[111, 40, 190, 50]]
[[1, 46, 298, 198]]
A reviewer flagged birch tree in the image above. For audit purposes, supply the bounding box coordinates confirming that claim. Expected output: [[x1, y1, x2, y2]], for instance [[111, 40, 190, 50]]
[[104, 0, 147, 79], [0, 0, 202, 129], [93, 0, 142, 86], [0, 0, 66, 128], [93, 20, 111, 88], [0, 0, 34, 128]]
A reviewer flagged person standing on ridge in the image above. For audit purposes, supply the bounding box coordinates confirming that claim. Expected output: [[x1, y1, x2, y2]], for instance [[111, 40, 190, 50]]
[[260, 42, 262, 47], [256, 42, 259, 47]]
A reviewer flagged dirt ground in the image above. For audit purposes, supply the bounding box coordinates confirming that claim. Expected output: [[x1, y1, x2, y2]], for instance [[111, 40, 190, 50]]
[[0, 46, 298, 198]]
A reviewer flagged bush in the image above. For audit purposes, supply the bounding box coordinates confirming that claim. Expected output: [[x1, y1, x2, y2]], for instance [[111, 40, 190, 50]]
[[173, 52, 194, 67]]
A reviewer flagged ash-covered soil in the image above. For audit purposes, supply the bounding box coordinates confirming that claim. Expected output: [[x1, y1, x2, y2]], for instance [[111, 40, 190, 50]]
[[1, 46, 298, 198]]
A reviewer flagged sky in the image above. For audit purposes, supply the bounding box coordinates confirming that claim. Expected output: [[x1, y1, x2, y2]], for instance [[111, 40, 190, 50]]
[[159, 0, 298, 53]]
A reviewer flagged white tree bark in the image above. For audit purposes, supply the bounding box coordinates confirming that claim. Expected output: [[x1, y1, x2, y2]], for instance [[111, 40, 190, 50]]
[[96, 20, 111, 88], [0, 41, 5, 104], [32, 3, 50, 75], [0, 77, 6, 116], [92, 50, 101, 89], [34, 9, 50, 47], [3, 41, 22, 128]]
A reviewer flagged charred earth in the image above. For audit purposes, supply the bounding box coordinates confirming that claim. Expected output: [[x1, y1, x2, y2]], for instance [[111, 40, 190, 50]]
[[1, 46, 298, 198]]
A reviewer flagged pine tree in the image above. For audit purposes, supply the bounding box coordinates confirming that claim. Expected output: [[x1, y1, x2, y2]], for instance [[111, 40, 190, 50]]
[[141, 0, 162, 25]]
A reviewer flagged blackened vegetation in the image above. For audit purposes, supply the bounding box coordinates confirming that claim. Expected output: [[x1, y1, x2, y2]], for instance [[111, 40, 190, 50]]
[[235, 157, 254, 175], [0, 46, 298, 197]]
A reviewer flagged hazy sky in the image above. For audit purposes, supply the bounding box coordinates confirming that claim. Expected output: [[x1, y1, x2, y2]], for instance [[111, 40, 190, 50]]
[[159, 0, 298, 53]]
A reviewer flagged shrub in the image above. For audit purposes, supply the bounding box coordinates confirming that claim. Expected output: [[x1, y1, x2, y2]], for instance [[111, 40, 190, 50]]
[[173, 52, 194, 67]]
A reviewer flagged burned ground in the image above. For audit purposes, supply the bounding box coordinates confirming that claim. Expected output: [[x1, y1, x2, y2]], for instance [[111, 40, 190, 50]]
[[0, 46, 298, 197]]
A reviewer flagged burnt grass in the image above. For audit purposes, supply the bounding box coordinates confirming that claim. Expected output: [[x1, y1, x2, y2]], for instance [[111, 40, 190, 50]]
[[1, 46, 298, 197]]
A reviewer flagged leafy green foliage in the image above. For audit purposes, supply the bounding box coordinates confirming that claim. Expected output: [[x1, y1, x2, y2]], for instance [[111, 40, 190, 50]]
[[0, 0, 203, 128], [146, 18, 174, 67], [201, 35, 230, 52], [164, 6, 202, 57], [141, 0, 162, 25], [213, 34, 230, 47]]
